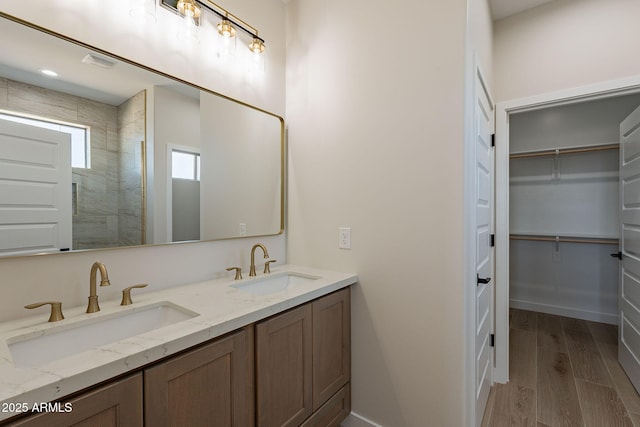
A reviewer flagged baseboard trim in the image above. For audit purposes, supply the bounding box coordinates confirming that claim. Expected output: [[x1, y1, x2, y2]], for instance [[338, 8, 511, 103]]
[[510, 299, 618, 325], [341, 412, 385, 427]]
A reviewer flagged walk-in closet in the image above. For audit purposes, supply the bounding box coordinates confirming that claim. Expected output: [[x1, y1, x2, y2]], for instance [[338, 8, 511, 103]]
[[509, 93, 640, 324]]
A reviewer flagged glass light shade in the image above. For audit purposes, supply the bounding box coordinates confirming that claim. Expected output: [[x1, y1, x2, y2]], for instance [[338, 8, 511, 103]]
[[247, 50, 265, 75], [216, 20, 237, 57], [176, 12, 200, 42], [248, 38, 265, 54], [217, 20, 236, 38], [129, 0, 157, 23], [177, 0, 201, 19], [176, 0, 201, 43]]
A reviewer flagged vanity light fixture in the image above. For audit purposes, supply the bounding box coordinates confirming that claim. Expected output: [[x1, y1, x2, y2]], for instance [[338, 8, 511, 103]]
[[248, 32, 265, 74], [176, 0, 202, 42], [162, 0, 266, 55], [216, 13, 237, 56]]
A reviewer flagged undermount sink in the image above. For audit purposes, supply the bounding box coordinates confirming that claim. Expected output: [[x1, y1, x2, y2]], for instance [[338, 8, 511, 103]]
[[7, 302, 198, 368], [231, 272, 320, 296]]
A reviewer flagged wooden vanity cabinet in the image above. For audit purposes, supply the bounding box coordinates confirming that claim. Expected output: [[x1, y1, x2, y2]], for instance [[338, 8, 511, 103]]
[[4, 374, 143, 427], [255, 287, 351, 427], [144, 326, 254, 427], [3, 288, 350, 427]]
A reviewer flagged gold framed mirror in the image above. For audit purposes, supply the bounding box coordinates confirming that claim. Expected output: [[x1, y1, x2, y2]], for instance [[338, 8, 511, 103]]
[[0, 12, 284, 258]]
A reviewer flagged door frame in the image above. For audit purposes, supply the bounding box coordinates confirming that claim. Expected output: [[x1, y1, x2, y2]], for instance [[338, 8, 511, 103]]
[[494, 74, 640, 383], [166, 143, 201, 242]]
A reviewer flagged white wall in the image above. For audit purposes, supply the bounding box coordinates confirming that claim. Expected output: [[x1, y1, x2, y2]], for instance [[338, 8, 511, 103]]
[[468, 0, 494, 90], [200, 92, 281, 240], [494, 0, 640, 102], [286, 0, 480, 424], [0, 0, 286, 323]]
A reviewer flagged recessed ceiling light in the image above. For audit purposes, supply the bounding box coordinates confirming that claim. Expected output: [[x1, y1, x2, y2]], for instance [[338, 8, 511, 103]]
[[40, 69, 58, 77]]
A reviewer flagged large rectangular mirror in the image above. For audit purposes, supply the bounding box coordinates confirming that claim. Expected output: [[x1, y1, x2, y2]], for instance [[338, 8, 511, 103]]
[[0, 12, 284, 257]]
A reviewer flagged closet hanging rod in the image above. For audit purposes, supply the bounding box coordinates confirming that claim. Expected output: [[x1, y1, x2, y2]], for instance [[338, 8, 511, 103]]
[[509, 143, 619, 159], [509, 234, 619, 245]]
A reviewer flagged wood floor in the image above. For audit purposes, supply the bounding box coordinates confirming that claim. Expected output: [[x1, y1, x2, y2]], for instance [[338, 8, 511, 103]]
[[481, 308, 640, 427]]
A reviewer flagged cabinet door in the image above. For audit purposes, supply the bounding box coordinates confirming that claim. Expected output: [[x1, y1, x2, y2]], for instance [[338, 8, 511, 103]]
[[144, 328, 253, 427], [5, 374, 142, 427], [256, 304, 313, 427], [312, 287, 350, 410]]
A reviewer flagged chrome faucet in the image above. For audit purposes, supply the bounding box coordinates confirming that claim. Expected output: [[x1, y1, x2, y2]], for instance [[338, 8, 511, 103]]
[[249, 243, 269, 276], [86, 261, 111, 313]]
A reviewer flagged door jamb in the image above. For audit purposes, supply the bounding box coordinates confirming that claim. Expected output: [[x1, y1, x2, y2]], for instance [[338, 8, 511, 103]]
[[494, 74, 640, 383]]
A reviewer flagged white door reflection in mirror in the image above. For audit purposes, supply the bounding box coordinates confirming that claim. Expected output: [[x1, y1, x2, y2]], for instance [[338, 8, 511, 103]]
[[0, 112, 89, 168], [0, 118, 72, 256]]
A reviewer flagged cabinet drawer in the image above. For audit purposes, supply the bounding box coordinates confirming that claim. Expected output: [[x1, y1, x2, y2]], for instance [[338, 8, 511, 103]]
[[301, 384, 351, 427]]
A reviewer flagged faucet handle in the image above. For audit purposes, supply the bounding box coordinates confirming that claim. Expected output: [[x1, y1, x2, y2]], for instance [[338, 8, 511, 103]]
[[226, 267, 243, 280], [120, 284, 148, 306], [25, 301, 65, 322], [264, 260, 277, 274]]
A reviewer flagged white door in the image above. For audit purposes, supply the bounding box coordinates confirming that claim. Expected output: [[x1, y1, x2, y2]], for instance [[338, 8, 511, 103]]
[[0, 118, 72, 256], [619, 104, 640, 391], [475, 70, 495, 426]]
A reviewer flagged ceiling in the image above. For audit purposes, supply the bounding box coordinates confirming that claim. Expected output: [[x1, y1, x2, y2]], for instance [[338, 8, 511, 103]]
[[0, 15, 194, 106], [490, 0, 557, 21]]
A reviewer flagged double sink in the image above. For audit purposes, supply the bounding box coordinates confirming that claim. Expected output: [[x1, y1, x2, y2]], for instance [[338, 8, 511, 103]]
[[6, 272, 319, 368]]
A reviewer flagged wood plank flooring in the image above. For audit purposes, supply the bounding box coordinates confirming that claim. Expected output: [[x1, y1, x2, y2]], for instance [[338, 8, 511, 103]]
[[481, 309, 640, 427]]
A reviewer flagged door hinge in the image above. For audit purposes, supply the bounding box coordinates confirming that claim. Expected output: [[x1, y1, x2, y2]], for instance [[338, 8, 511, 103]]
[[491, 134, 495, 147], [490, 334, 495, 347], [490, 234, 495, 247]]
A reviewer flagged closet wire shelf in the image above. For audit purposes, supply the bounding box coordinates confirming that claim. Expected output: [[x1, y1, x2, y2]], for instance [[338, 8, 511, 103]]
[[509, 234, 619, 245], [509, 142, 619, 159], [510, 141, 620, 246]]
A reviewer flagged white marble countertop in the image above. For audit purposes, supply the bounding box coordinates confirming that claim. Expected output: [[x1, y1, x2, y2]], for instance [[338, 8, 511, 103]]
[[0, 264, 357, 421]]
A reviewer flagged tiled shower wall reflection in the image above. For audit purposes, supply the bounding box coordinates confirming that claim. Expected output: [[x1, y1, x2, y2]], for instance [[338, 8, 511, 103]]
[[117, 91, 145, 247], [0, 77, 145, 249]]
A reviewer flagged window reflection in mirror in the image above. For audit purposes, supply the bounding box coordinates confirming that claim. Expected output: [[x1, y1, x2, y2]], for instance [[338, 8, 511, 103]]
[[0, 112, 89, 168]]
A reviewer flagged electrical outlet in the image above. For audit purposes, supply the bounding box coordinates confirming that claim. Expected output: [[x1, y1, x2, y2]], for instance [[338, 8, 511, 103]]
[[239, 223, 247, 237], [339, 227, 351, 249]]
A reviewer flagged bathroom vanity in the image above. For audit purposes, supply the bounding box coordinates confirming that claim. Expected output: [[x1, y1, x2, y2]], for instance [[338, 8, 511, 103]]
[[0, 266, 356, 426]]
